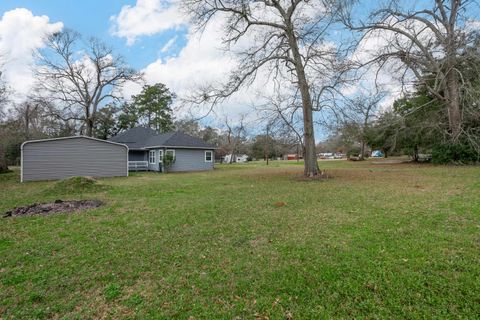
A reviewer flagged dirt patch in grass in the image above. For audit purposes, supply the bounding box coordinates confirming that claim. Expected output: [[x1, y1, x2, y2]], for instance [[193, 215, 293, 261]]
[[273, 201, 287, 208], [294, 171, 332, 181], [3, 199, 104, 218], [250, 236, 270, 248]]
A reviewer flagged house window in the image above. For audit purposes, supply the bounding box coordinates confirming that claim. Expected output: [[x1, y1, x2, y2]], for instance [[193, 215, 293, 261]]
[[166, 149, 175, 160], [149, 150, 156, 164], [205, 150, 213, 162], [158, 150, 163, 162]]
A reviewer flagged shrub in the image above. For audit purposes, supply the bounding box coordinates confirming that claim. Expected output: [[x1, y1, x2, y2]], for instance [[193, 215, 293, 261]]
[[162, 153, 176, 173], [346, 147, 361, 158], [431, 142, 479, 164]]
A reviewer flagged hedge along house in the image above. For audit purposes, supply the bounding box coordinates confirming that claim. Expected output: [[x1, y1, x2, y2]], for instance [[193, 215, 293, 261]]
[[21, 136, 129, 182], [109, 127, 215, 172]]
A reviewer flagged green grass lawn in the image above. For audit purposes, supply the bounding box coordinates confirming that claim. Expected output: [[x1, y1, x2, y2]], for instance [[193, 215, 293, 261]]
[[1, 160, 479, 319]]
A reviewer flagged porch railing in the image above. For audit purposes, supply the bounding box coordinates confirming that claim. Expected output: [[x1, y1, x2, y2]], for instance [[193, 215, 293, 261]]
[[128, 161, 148, 171]]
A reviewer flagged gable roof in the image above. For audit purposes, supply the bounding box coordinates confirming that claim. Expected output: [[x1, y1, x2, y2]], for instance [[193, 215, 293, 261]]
[[148, 131, 214, 149], [109, 127, 158, 149], [109, 127, 215, 150]]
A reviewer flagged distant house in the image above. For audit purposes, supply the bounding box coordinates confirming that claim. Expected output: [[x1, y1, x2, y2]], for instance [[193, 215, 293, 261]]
[[109, 127, 215, 172], [318, 152, 334, 159], [223, 154, 249, 163], [283, 154, 302, 160]]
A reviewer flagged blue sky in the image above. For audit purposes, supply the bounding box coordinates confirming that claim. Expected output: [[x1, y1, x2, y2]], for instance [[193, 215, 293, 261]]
[[0, 0, 431, 138], [0, 0, 252, 131], [0, 0, 185, 70], [1, 0, 478, 138]]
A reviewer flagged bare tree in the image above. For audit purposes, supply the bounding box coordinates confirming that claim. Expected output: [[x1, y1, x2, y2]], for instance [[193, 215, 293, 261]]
[[183, 0, 346, 177], [36, 29, 142, 137], [0, 52, 13, 173], [257, 90, 305, 156], [0, 69, 9, 173], [223, 115, 247, 163], [341, 92, 385, 159], [253, 95, 305, 159], [12, 101, 43, 140], [0, 77, 7, 112], [345, 0, 479, 142]]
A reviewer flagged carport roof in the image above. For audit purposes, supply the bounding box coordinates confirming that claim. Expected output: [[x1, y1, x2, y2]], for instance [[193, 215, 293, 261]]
[[22, 135, 128, 149]]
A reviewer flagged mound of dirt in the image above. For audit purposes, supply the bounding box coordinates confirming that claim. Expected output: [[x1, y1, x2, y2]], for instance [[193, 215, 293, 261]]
[[3, 199, 103, 218], [49, 176, 108, 194]]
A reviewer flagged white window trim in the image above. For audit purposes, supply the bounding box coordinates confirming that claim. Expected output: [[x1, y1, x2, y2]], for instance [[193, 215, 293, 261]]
[[158, 150, 163, 162], [166, 149, 175, 159], [149, 150, 156, 164], [205, 150, 213, 162]]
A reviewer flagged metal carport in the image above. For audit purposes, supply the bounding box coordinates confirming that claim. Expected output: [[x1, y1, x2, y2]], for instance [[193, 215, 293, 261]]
[[21, 136, 128, 182]]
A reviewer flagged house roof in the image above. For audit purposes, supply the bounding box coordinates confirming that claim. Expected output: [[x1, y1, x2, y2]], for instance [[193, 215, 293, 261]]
[[109, 127, 157, 149], [109, 127, 215, 150]]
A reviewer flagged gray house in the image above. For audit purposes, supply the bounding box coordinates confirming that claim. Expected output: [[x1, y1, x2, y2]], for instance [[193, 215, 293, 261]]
[[21, 136, 129, 182], [109, 127, 215, 172]]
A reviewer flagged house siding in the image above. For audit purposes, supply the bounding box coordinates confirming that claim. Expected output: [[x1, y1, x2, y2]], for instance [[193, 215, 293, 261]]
[[22, 137, 128, 182], [167, 149, 214, 172]]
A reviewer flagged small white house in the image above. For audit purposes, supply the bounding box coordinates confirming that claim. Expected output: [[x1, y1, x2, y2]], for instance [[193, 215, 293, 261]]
[[224, 154, 249, 163]]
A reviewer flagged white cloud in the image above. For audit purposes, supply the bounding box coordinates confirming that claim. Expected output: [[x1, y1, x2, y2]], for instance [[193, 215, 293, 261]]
[[142, 21, 233, 95], [0, 8, 63, 99], [466, 19, 480, 32], [110, 0, 184, 45], [113, 0, 337, 126], [117, 9, 271, 123]]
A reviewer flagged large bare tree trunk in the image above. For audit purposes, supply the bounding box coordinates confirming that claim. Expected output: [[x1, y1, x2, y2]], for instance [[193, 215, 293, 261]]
[[302, 103, 320, 177], [446, 70, 462, 142], [287, 30, 320, 177], [184, 0, 338, 177]]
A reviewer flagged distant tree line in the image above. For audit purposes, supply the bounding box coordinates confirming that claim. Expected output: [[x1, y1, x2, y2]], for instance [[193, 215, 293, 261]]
[[0, 28, 183, 170], [327, 36, 480, 164]]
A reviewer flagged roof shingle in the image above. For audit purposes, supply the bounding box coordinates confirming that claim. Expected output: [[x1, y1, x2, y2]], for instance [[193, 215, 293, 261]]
[[109, 127, 215, 149]]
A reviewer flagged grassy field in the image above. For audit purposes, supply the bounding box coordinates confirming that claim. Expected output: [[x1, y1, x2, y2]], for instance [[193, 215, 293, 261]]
[[0, 160, 479, 319]]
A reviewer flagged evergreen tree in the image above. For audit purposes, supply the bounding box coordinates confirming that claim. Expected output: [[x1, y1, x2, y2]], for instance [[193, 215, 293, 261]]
[[131, 83, 175, 132]]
